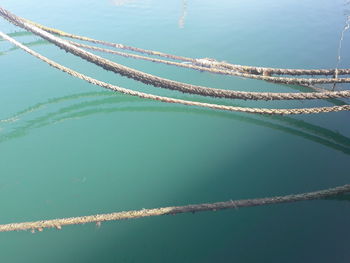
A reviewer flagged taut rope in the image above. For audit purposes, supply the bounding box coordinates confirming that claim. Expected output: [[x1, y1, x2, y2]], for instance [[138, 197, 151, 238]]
[[0, 184, 349, 232]]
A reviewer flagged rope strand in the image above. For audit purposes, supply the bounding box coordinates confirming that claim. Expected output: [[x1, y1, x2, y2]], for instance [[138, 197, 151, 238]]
[[0, 184, 349, 232]]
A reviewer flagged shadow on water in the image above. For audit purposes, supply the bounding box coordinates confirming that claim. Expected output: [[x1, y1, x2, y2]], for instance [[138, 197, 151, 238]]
[[0, 40, 49, 56], [0, 91, 349, 156], [0, 31, 33, 39]]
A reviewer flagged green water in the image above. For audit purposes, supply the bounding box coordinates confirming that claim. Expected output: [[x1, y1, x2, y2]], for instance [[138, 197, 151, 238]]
[[0, 0, 350, 262]]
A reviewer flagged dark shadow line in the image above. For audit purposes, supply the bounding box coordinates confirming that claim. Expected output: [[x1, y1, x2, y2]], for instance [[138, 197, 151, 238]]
[[0, 39, 49, 55], [1, 91, 349, 155], [0, 30, 33, 39]]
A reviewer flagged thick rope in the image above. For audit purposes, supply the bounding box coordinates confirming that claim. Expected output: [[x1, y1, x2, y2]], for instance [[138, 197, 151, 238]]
[[24, 19, 197, 63], [66, 40, 350, 102], [2, 8, 350, 102], [0, 10, 349, 232], [1, 30, 350, 115], [66, 40, 350, 99], [24, 19, 350, 77], [0, 33, 341, 97], [0, 184, 349, 232], [68, 40, 350, 89], [20, 18, 350, 86], [67, 40, 254, 77]]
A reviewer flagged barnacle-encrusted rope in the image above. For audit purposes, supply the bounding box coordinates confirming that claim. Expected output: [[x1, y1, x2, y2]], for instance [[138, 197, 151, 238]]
[[1, 7, 350, 102], [24, 19, 350, 77], [1, 30, 350, 114], [0, 184, 349, 232]]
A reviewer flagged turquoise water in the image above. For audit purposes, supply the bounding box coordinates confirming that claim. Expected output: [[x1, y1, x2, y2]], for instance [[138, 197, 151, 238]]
[[0, 0, 350, 262]]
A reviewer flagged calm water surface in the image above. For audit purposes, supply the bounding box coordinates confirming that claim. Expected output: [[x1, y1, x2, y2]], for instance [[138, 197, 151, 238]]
[[0, 0, 349, 262]]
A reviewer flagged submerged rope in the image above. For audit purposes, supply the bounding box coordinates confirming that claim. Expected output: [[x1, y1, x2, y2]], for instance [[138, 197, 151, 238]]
[[25, 19, 350, 77], [0, 184, 349, 232], [1, 8, 350, 102], [1, 30, 350, 114]]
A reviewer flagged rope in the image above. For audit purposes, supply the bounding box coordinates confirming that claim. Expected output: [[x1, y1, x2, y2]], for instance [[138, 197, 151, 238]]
[[0, 8, 349, 232], [67, 40, 254, 77], [67, 41, 350, 91], [1, 30, 350, 115], [7, 28, 346, 97], [25, 19, 350, 77], [66, 40, 350, 103], [17, 18, 350, 86], [24, 19, 197, 62], [0, 184, 349, 232], [2, 10, 350, 102], [2, 35, 341, 99], [9, 32, 330, 93]]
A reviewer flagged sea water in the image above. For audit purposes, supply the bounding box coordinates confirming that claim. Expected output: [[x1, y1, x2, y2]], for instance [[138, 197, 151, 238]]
[[0, 0, 349, 262]]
